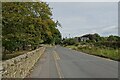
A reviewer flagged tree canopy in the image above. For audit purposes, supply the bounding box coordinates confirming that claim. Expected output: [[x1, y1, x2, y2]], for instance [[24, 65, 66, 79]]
[[2, 2, 62, 53]]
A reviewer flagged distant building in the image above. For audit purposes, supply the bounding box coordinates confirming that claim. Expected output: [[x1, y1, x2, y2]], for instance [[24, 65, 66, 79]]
[[74, 35, 90, 42], [74, 36, 90, 42], [80, 34, 90, 42], [80, 37, 89, 41], [74, 33, 100, 42]]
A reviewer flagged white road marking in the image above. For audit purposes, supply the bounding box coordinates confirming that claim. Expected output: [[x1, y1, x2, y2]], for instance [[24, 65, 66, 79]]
[[53, 51, 64, 78]]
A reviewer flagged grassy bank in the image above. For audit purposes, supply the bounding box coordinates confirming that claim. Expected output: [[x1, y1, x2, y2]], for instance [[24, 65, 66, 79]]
[[66, 45, 120, 61]]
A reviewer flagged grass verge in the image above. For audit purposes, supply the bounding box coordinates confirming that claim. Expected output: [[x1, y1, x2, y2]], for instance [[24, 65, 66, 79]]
[[66, 45, 120, 61]]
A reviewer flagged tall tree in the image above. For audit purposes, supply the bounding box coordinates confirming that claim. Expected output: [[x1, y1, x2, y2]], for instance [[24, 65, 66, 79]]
[[2, 2, 61, 53]]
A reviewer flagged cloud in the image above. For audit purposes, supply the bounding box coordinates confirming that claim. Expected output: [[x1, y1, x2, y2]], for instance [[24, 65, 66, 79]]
[[49, 2, 118, 37], [88, 25, 118, 36], [102, 26, 117, 31], [100, 26, 118, 36]]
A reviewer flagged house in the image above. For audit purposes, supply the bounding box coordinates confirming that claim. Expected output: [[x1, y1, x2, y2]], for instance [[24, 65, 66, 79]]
[[74, 35, 90, 42], [80, 37, 89, 41], [80, 34, 91, 42]]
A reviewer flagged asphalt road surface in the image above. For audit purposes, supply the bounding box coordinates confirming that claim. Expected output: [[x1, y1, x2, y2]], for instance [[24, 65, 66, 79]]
[[28, 45, 118, 78]]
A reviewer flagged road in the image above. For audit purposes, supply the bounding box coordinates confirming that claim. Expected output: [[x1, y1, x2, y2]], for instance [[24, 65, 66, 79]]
[[27, 45, 118, 78]]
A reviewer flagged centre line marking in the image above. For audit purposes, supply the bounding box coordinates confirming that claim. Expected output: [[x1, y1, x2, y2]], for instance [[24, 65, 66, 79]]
[[53, 51, 64, 78], [54, 51, 60, 60]]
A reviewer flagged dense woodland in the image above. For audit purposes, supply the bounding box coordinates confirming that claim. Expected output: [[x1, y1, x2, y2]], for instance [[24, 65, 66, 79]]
[[2, 2, 61, 58]]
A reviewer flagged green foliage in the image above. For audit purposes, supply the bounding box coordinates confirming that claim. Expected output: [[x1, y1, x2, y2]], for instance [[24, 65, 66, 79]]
[[62, 38, 77, 46], [107, 35, 119, 42], [94, 41, 120, 49], [66, 45, 119, 61], [2, 2, 61, 55], [64, 33, 120, 61], [62, 33, 120, 49], [77, 46, 119, 61]]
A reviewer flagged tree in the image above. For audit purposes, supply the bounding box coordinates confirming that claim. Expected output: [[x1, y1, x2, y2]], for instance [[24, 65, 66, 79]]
[[2, 2, 62, 53], [107, 35, 118, 42]]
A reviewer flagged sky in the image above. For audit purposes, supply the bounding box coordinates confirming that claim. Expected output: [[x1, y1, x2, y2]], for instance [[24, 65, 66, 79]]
[[48, 2, 118, 38]]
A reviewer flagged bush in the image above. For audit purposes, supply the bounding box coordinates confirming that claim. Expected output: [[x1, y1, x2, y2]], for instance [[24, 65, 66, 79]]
[[94, 41, 120, 49]]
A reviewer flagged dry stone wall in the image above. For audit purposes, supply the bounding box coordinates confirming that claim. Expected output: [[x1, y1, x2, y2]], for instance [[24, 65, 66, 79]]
[[2, 47, 45, 78]]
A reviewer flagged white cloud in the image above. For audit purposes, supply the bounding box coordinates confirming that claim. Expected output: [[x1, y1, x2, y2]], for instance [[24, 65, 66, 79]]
[[102, 26, 117, 31], [49, 2, 118, 37], [89, 25, 118, 36]]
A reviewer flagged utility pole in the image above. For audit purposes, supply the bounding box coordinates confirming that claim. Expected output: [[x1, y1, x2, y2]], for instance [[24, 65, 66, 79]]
[[69, 34, 70, 38]]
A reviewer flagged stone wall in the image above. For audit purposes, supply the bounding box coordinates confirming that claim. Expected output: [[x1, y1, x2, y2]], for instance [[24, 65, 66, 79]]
[[2, 47, 45, 78]]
